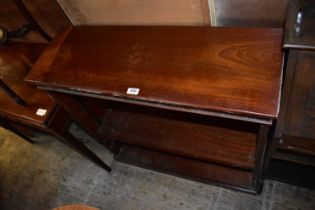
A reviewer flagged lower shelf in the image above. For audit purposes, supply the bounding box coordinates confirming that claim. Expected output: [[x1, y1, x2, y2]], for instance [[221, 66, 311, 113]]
[[99, 103, 258, 170], [116, 145, 256, 193]]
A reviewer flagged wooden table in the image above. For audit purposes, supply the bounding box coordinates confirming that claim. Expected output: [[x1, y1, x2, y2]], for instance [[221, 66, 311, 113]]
[[26, 26, 283, 193]]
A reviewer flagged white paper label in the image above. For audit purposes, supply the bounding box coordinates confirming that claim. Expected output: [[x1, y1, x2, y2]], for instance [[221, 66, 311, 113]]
[[36, 109, 47, 116], [127, 88, 140, 95]]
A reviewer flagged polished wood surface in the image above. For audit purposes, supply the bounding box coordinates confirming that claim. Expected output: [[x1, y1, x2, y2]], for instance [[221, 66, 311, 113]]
[[99, 102, 257, 170], [0, 42, 55, 126], [26, 26, 283, 120]]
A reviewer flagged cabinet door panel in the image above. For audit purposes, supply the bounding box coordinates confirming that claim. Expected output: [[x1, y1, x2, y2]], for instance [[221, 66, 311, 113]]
[[285, 52, 315, 139]]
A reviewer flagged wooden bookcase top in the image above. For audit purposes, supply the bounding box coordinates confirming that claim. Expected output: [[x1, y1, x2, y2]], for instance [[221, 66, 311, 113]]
[[26, 26, 283, 122]]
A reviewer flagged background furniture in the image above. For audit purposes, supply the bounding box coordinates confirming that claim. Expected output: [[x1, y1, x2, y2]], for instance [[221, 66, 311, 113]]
[[0, 0, 71, 43], [0, 0, 290, 34], [0, 41, 110, 171], [266, 0, 315, 188], [26, 26, 283, 194]]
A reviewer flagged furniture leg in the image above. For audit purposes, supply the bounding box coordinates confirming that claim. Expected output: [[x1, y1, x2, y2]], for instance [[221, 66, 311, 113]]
[[252, 124, 270, 192], [50, 127, 111, 172], [48, 92, 118, 153], [47, 106, 111, 172]]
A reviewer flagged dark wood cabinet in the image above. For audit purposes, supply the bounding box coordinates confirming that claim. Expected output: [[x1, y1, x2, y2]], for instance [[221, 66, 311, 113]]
[[267, 0, 315, 187]]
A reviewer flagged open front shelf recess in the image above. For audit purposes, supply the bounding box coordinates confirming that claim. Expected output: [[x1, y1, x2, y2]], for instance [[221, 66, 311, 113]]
[[118, 145, 253, 189], [99, 102, 259, 171]]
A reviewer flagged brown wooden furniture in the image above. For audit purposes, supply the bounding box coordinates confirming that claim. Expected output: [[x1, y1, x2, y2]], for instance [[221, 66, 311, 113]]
[[0, 41, 110, 171], [0, 0, 71, 43], [26, 26, 283, 193], [266, 0, 315, 188]]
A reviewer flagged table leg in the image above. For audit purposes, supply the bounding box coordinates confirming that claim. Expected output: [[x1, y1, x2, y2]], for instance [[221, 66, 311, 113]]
[[252, 124, 270, 193]]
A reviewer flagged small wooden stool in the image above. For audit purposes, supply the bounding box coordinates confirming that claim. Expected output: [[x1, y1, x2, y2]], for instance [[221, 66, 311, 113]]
[[53, 204, 100, 210], [0, 41, 110, 171]]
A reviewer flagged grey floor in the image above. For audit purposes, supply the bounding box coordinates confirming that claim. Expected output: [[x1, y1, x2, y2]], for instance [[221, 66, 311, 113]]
[[0, 125, 314, 210]]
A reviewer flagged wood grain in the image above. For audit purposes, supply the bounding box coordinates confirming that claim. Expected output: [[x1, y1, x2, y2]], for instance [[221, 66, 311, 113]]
[[26, 26, 283, 120]]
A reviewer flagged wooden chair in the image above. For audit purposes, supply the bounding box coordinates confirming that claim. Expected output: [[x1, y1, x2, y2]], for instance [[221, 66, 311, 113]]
[[0, 41, 111, 171]]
